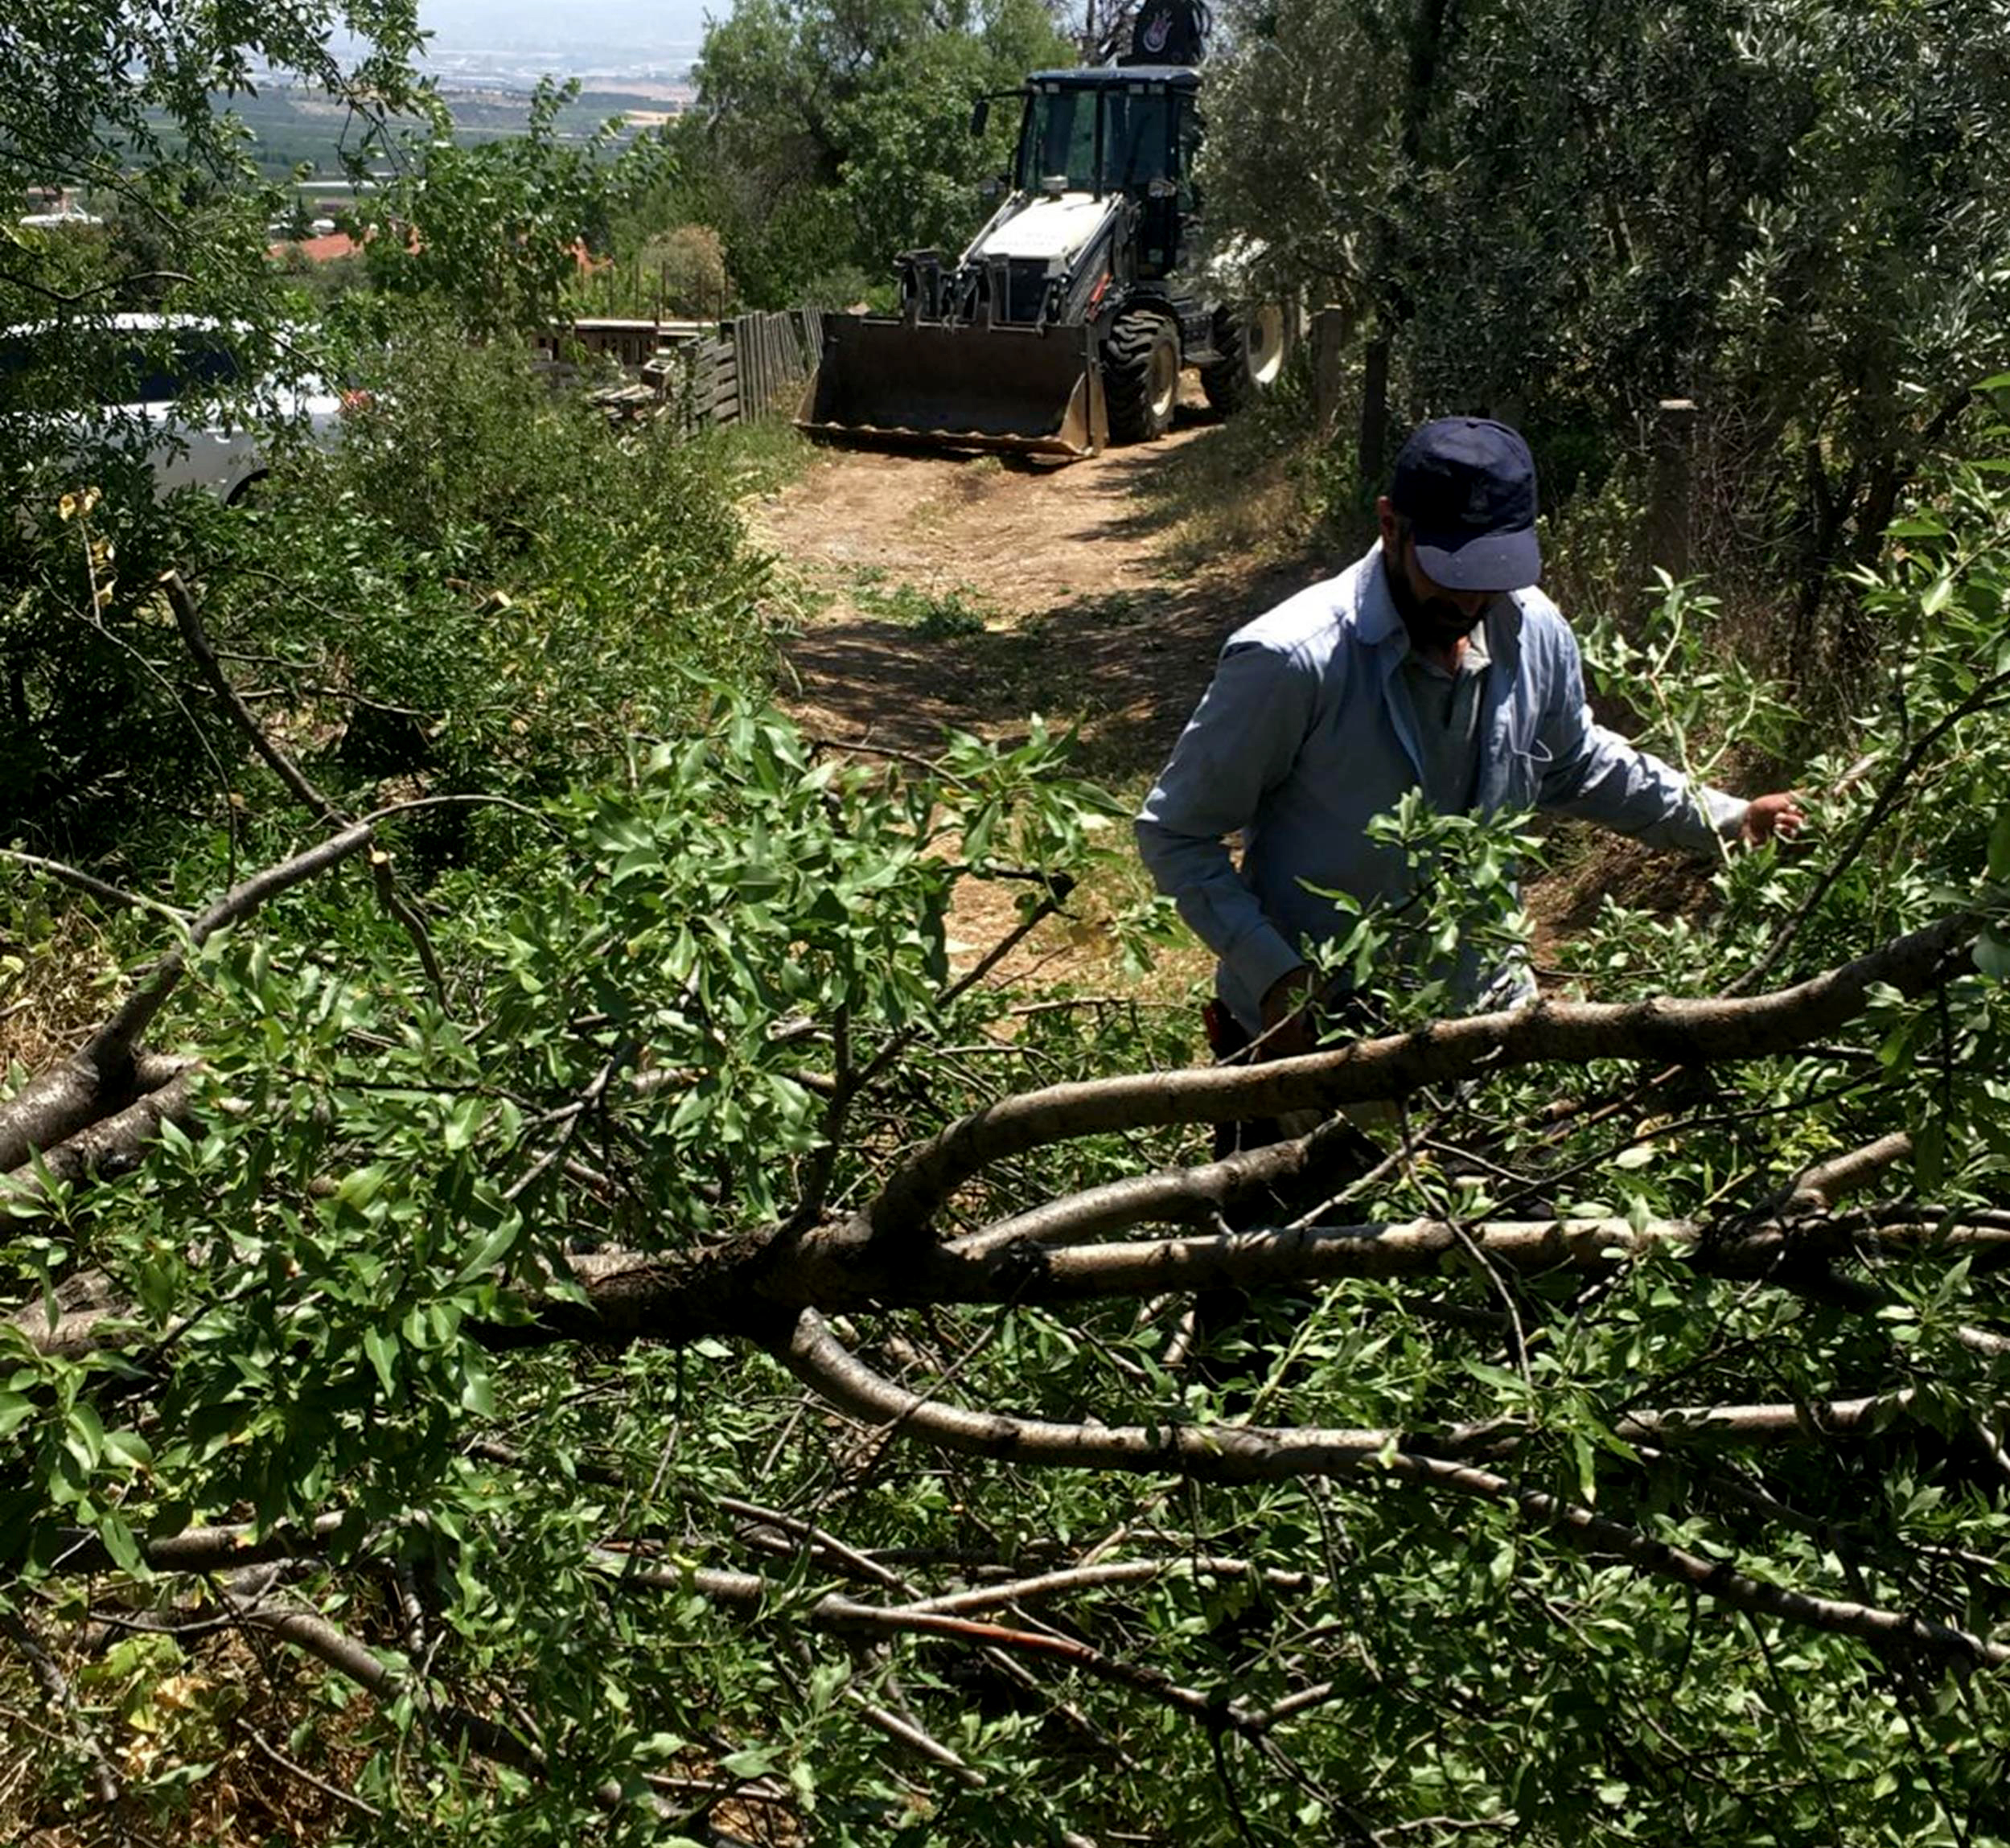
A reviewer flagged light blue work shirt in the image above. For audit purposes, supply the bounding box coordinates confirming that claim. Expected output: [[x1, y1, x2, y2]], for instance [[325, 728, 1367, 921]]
[[1136, 544, 1747, 1033]]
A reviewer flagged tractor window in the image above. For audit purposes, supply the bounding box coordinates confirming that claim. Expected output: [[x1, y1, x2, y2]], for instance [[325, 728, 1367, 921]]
[[1021, 89, 1098, 192], [1178, 104, 1202, 212], [1103, 90, 1172, 193]]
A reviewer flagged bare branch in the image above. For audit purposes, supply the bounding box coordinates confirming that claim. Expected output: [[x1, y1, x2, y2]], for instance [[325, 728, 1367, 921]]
[[854, 911, 1975, 1243], [162, 569, 445, 997], [844, 1690, 986, 1786], [0, 850, 189, 923], [237, 1720, 384, 1820], [1786, 1132, 1915, 1209], [896, 1556, 1314, 1614], [954, 1113, 1374, 1259], [162, 570, 343, 829], [775, 1311, 2006, 1669], [42, 1514, 355, 1576]]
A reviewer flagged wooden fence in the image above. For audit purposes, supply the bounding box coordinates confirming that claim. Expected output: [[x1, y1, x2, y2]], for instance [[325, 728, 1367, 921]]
[[555, 309, 825, 435]]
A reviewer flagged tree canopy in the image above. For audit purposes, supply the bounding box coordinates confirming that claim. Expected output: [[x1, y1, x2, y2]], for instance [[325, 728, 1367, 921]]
[[676, 0, 1074, 306], [1200, 0, 2010, 636]]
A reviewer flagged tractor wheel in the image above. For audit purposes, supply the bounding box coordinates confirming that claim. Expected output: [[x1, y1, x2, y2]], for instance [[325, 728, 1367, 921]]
[[1201, 302, 1288, 415], [1104, 310, 1180, 444]]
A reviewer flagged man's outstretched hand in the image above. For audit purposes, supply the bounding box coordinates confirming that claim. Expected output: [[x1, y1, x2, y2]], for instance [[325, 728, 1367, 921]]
[[1740, 791, 1806, 847]]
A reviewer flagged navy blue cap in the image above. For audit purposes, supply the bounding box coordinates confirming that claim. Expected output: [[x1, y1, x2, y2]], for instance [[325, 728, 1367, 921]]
[[1389, 417, 1542, 592]]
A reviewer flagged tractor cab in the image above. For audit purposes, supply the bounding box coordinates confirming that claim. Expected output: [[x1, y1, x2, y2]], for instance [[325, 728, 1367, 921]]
[[1011, 68, 1201, 277], [1016, 69, 1197, 199]]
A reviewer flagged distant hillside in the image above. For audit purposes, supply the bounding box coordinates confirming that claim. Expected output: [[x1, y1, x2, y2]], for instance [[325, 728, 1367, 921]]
[[226, 80, 688, 180]]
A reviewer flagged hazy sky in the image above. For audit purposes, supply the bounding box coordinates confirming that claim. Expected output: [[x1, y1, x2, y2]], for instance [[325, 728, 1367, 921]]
[[417, 0, 716, 61]]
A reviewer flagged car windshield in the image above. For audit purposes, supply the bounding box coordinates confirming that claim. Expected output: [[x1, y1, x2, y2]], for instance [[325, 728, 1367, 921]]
[[1018, 85, 1175, 195]]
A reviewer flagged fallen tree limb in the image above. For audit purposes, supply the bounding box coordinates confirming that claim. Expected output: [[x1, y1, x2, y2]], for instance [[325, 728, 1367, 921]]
[[854, 910, 1975, 1244], [775, 1310, 2005, 1670], [954, 1113, 1376, 1259], [0, 849, 189, 923], [0, 826, 372, 1176], [4, 1062, 198, 1193], [777, 1311, 1937, 1469], [27, 1200, 2008, 1360], [492, 1198, 2007, 1352]]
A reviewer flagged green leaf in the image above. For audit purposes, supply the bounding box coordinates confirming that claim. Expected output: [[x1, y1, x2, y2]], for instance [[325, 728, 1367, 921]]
[[101, 1429, 154, 1472], [97, 1511, 146, 1577], [363, 1324, 401, 1398], [442, 1094, 486, 1154], [451, 1217, 521, 1287], [1975, 929, 2010, 984], [0, 1391, 35, 1440], [1990, 809, 2010, 885], [459, 1361, 496, 1418], [66, 1401, 105, 1468], [1572, 1432, 1598, 1505]]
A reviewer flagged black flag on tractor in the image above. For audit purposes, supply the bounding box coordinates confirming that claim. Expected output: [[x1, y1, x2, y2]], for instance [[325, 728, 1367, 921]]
[[1124, 0, 1208, 64]]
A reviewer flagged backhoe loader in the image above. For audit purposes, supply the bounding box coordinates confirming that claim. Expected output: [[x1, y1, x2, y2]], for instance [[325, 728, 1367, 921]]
[[796, 63, 1283, 460]]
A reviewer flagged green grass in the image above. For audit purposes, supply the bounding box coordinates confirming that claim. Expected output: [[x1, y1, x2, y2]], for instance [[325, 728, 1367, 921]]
[[849, 573, 996, 639]]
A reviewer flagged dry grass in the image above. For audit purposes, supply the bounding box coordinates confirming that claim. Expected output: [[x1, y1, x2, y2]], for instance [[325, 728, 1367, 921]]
[[1144, 392, 1326, 577], [0, 901, 127, 1080], [1, 1628, 384, 1848]]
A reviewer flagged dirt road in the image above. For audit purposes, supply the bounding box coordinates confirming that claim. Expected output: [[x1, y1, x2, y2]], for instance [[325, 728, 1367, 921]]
[[750, 413, 1330, 787]]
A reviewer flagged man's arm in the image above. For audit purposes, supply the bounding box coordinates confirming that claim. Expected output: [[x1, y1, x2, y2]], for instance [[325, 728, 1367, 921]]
[[1534, 622, 1802, 851], [1136, 638, 1318, 1014]]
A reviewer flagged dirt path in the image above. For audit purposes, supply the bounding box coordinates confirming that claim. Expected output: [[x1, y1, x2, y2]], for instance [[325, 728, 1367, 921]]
[[750, 409, 1330, 786]]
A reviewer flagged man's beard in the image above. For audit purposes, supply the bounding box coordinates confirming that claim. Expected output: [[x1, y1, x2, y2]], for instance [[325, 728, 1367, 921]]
[[1387, 565, 1486, 651]]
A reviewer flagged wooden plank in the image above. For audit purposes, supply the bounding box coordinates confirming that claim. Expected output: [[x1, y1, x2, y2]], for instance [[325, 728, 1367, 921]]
[[754, 316, 775, 412], [736, 314, 759, 422], [762, 317, 783, 407]]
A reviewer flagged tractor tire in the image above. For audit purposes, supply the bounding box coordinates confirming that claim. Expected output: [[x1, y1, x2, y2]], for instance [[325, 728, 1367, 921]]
[[1104, 310, 1181, 444], [1202, 302, 1288, 416]]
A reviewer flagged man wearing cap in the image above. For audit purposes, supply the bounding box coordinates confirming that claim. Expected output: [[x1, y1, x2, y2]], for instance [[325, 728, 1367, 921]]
[[1137, 417, 1803, 1065]]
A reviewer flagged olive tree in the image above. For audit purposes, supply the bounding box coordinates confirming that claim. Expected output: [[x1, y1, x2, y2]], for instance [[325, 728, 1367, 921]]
[[677, 0, 1073, 306], [1202, 0, 2010, 643]]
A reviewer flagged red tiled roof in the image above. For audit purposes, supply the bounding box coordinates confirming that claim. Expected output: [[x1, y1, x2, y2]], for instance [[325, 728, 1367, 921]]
[[269, 232, 362, 263]]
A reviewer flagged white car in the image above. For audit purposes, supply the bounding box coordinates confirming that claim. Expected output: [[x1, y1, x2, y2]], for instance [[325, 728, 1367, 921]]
[[1, 313, 346, 503]]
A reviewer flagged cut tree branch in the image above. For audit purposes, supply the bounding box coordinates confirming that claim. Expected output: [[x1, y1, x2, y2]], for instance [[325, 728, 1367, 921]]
[[777, 1311, 2007, 1670], [0, 828, 371, 1176], [853, 910, 1975, 1244]]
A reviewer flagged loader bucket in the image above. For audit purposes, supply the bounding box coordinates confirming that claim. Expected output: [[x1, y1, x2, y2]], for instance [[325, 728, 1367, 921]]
[[796, 317, 1106, 460]]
